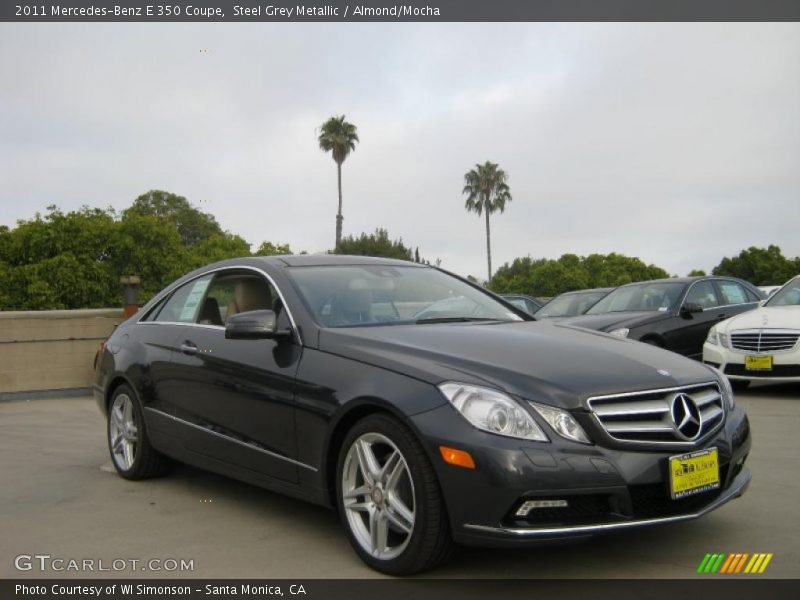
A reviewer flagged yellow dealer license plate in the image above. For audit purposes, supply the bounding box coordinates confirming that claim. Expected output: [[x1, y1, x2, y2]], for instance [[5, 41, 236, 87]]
[[745, 355, 773, 371], [669, 448, 720, 500]]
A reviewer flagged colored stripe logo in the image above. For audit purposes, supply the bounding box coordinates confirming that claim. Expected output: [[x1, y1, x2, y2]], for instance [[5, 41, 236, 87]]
[[697, 553, 773, 574]]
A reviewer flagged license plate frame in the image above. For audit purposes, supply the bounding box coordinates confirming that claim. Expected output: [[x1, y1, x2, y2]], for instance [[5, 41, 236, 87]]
[[745, 355, 773, 371], [668, 447, 720, 500]]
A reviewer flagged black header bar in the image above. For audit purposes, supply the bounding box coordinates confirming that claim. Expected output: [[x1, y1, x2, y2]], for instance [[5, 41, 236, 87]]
[[3, 0, 800, 23]]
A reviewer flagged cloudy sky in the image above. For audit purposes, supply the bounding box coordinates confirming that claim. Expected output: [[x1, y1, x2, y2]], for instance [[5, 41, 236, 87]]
[[1, 23, 798, 279]]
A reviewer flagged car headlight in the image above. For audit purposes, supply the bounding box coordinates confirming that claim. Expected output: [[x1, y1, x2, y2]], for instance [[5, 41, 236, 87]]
[[704, 364, 735, 410], [609, 328, 629, 339], [438, 382, 548, 441], [529, 402, 592, 444], [706, 330, 730, 348], [718, 371, 735, 410]]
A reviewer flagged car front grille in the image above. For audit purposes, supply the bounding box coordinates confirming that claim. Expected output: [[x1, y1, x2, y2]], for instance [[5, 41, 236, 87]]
[[730, 329, 800, 353], [587, 382, 725, 446]]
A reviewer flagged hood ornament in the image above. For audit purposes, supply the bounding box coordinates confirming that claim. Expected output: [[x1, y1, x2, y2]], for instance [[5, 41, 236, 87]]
[[657, 369, 671, 377]]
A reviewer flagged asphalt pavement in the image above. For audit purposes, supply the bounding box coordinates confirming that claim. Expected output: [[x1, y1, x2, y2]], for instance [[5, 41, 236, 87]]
[[1, 383, 798, 579]]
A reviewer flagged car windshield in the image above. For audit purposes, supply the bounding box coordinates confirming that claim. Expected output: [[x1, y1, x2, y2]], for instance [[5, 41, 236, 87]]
[[587, 281, 685, 314], [286, 265, 524, 327], [765, 278, 800, 307], [536, 291, 607, 318]]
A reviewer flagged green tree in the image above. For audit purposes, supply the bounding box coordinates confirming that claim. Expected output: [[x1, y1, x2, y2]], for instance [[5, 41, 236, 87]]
[[112, 212, 191, 302], [125, 190, 222, 247], [491, 253, 669, 298], [189, 233, 252, 269], [712, 245, 799, 285], [688, 269, 706, 277], [333, 228, 413, 260], [318, 115, 359, 249], [255, 241, 292, 256], [463, 161, 512, 283]]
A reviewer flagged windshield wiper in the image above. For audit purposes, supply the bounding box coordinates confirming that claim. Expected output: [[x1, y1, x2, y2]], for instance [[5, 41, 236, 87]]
[[415, 317, 499, 324]]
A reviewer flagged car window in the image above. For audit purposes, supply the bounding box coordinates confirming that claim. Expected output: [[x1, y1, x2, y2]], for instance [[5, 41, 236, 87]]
[[766, 278, 800, 307], [716, 281, 749, 306], [287, 265, 523, 327], [506, 298, 529, 312], [200, 272, 279, 326], [153, 275, 213, 323], [588, 282, 684, 314], [684, 281, 720, 309], [536, 294, 576, 317]]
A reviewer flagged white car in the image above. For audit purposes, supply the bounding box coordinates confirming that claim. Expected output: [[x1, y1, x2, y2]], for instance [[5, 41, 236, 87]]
[[704, 275, 800, 388]]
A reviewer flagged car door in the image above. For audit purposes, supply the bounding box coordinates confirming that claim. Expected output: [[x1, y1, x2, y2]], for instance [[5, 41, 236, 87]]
[[666, 280, 725, 358], [165, 269, 303, 483], [715, 279, 762, 320]]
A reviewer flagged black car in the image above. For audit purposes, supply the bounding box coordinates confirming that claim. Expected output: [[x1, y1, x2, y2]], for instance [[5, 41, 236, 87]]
[[534, 287, 614, 319], [561, 277, 764, 359], [500, 293, 543, 315], [95, 257, 751, 574]]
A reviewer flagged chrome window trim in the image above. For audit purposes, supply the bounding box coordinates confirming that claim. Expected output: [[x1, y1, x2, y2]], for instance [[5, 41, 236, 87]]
[[679, 278, 761, 312], [135, 265, 303, 345], [145, 407, 317, 472], [585, 381, 726, 448]]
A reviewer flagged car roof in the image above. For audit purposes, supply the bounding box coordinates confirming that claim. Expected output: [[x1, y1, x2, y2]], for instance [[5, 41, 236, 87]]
[[560, 287, 614, 295], [212, 254, 427, 269]]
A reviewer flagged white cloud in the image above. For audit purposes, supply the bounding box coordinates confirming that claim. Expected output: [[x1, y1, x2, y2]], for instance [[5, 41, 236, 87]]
[[1, 23, 798, 280]]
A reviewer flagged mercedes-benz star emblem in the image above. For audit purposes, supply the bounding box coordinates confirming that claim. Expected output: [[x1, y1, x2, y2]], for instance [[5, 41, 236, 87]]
[[670, 393, 702, 440]]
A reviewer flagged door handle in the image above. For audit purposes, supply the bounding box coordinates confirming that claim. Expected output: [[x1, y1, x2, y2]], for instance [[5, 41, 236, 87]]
[[180, 342, 198, 356]]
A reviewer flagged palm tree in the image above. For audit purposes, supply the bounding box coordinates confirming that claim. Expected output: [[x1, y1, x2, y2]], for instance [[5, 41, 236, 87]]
[[318, 115, 359, 249], [462, 161, 512, 283]]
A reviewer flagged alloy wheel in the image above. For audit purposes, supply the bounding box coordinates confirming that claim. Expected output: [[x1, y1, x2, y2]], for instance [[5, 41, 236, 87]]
[[109, 393, 138, 471], [341, 432, 416, 560]]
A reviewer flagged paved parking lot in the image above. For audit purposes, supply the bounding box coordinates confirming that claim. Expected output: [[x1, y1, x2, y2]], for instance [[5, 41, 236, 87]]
[[1, 384, 798, 579]]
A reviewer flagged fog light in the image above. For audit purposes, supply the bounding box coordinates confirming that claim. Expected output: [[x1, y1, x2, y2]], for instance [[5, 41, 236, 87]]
[[515, 499, 568, 517]]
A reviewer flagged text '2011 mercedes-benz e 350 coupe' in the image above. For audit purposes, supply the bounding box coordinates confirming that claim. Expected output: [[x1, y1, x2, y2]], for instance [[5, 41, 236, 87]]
[[94, 255, 751, 574]]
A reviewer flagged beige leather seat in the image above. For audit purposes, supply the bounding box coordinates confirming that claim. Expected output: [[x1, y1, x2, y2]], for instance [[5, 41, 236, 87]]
[[227, 279, 273, 320]]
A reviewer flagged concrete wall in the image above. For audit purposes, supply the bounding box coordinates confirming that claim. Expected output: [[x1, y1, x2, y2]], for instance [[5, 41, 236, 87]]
[[0, 308, 124, 397]]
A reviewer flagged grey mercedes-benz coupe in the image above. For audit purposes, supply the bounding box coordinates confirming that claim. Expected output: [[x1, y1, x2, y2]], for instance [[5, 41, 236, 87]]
[[94, 255, 751, 574]]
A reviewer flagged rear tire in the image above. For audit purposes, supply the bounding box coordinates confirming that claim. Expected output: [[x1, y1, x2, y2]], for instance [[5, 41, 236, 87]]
[[336, 413, 454, 575], [107, 384, 171, 480]]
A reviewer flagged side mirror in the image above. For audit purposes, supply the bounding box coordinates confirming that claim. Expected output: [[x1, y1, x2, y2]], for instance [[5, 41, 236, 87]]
[[680, 302, 704, 317], [225, 310, 288, 340]]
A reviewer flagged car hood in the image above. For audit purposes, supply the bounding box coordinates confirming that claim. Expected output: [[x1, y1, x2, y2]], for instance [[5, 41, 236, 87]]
[[318, 320, 716, 409], [716, 305, 800, 333], [558, 310, 668, 332]]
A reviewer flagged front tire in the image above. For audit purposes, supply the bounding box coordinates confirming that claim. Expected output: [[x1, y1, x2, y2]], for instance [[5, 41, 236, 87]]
[[336, 413, 453, 575], [107, 384, 170, 480]]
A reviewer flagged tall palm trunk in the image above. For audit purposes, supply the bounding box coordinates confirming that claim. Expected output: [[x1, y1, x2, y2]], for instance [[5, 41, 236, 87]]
[[335, 161, 343, 249], [485, 207, 492, 283]]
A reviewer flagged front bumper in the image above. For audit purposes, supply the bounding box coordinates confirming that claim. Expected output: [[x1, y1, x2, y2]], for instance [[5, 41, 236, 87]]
[[461, 466, 749, 544], [703, 342, 800, 382], [411, 402, 751, 547]]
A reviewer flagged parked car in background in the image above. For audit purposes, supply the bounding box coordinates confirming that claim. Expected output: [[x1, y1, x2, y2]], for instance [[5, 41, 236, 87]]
[[561, 277, 764, 359], [94, 256, 751, 574], [758, 285, 782, 298], [500, 293, 543, 315], [704, 275, 800, 389], [534, 287, 614, 319]]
